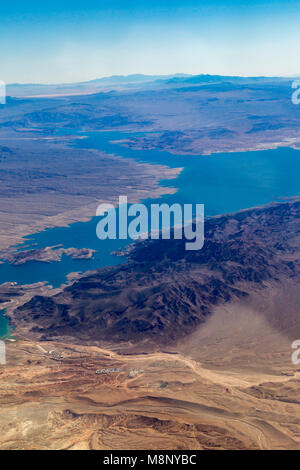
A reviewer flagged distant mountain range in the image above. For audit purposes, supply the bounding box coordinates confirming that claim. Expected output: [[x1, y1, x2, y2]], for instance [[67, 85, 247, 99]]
[[6, 73, 295, 98]]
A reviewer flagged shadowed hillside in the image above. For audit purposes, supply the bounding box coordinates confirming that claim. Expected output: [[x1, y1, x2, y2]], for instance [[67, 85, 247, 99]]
[[12, 199, 300, 346]]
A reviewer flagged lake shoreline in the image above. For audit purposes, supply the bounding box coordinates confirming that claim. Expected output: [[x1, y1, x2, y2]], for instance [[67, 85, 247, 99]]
[[1, 132, 300, 335]]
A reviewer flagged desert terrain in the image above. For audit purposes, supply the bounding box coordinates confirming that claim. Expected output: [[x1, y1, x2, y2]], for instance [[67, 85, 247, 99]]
[[1, 200, 300, 450], [1, 75, 300, 450], [1, 295, 300, 450]]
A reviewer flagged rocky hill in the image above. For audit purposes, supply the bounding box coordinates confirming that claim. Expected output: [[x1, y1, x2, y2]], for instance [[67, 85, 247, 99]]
[[12, 199, 300, 346]]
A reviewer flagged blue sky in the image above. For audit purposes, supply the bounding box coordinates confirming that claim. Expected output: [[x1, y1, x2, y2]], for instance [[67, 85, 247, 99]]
[[1, 0, 300, 83]]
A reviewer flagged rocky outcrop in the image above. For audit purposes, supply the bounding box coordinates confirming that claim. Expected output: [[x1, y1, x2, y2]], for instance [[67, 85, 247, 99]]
[[12, 200, 300, 345], [4, 246, 96, 266]]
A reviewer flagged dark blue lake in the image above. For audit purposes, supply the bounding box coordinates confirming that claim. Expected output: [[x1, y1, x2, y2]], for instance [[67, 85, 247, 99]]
[[1, 130, 300, 337], [0, 310, 10, 338]]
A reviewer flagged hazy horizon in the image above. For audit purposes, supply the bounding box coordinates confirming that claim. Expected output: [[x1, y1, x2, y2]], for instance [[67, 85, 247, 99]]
[[6, 72, 300, 87]]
